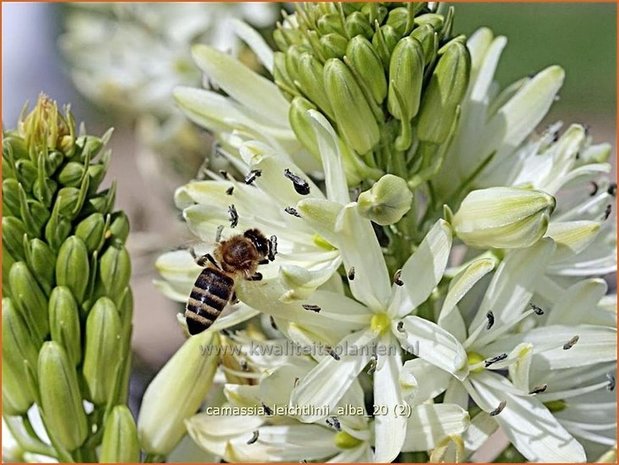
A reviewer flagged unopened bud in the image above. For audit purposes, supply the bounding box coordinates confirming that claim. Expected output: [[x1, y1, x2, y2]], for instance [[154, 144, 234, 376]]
[[58, 161, 85, 187], [317, 13, 346, 37], [372, 24, 399, 67], [320, 33, 348, 60], [23, 238, 55, 295], [357, 174, 413, 225], [38, 341, 88, 451], [49, 287, 82, 366], [99, 244, 131, 306], [56, 235, 90, 303], [346, 35, 387, 104], [289, 97, 321, 161], [296, 53, 335, 119], [3, 216, 27, 261], [2, 298, 38, 415], [324, 58, 380, 154], [451, 187, 555, 249], [345, 12, 373, 39], [100, 405, 140, 463], [75, 213, 106, 253], [417, 39, 470, 144], [82, 297, 122, 405], [9, 261, 49, 342], [108, 211, 130, 245], [138, 331, 220, 455], [410, 24, 438, 65]]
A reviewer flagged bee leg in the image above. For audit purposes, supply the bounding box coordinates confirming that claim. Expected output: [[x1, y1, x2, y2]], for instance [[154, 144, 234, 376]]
[[258, 259, 269, 265], [195, 253, 220, 269], [231, 291, 239, 304], [248, 272, 263, 281]]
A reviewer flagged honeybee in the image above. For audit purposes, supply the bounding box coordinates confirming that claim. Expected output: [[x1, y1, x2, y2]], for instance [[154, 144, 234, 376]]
[[186, 229, 277, 335]]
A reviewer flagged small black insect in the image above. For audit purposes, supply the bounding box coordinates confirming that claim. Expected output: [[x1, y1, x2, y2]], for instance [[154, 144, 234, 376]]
[[486, 311, 495, 330], [284, 206, 302, 217], [228, 204, 239, 228], [302, 304, 321, 313], [563, 335, 579, 350], [244, 169, 262, 185], [489, 400, 507, 416], [284, 168, 311, 195], [484, 353, 508, 367]]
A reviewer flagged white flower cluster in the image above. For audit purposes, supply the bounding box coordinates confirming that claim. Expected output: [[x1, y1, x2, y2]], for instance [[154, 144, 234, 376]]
[[148, 9, 616, 464]]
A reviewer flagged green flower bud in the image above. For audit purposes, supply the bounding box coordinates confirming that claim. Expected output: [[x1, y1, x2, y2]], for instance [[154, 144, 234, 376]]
[[324, 58, 380, 154], [44, 203, 72, 251], [317, 13, 346, 37], [100, 406, 140, 463], [3, 216, 27, 261], [372, 24, 399, 68], [77, 135, 105, 160], [418, 39, 471, 144], [3, 178, 21, 217], [23, 238, 55, 295], [56, 235, 90, 303], [289, 97, 321, 161], [414, 13, 445, 30], [75, 212, 106, 253], [319, 33, 348, 60], [388, 36, 425, 151], [82, 297, 122, 405], [33, 152, 56, 208], [17, 182, 49, 238], [38, 341, 88, 451], [99, 244, 131, 306], [15, 159, 37, 192], [9, 261, 49, 342], [49, 287, 82, 366], [295, 53, 335, 119], [410, 24, 438, 65], [55, 183, 88, 220], [361, 3, 388, 25], [273, 51, 299, 98], [346, 35, 387, 104], [451, 187, 556, 249], [345, 12, 373, 39], [83, 183, 116, 216], [108, 211, 130, 245], [2, 298, 39, 414], [57, 161, 85, 187], [386, 7, 413, 37], [86, 162, 107, 195], [357, 174, 413, 225], [284, 44, 306, 82], [138, 331, 220, 456], [3, 249, 15, 299]]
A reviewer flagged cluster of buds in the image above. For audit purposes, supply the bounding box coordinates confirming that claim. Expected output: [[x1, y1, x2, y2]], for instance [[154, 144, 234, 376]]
[[274, 2, 470, 186], [2, 95, 136, 461]]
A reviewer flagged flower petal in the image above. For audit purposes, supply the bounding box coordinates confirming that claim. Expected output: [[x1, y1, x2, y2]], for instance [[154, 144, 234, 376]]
[[547, 279, 607, 326], [373, 337, 406, 462], [396, 316, 468, 380], [400, 359, 451, 404], [291, 329, 377, 422], [402, 404, 470, 452], [468, 372, 586, 462], [391, 219, 452, 317], [231, 19, 273, 73]]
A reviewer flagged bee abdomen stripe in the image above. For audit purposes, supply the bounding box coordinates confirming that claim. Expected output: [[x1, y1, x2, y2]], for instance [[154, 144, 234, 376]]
[[189, 287, 228, 307], [198, 269, 235, 300], [185, 312, 213, 328], [187, 298, 223, 318]]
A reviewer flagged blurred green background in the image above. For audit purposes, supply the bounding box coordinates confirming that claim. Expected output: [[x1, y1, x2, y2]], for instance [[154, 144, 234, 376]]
[[453, 3, 616, 122]]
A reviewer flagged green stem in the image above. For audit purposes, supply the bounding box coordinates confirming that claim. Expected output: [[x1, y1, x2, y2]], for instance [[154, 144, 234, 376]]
[[144, 452, 166, 463]]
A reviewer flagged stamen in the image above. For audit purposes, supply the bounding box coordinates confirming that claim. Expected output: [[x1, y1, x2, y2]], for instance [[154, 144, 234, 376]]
[[589, 181, 599, 196], [228, 204, 239, 228], [269, 316, 278, 331], [489, 400, 507, 416], [367, 355, 377, 375], [529, 384, 548, 395], [607, 373, 615, 391], [284, 206, 302, 217], [302, 304, 321, 313], [486, 311, 495, 330], [484, 353, 508, 367], [215, 225, 224, 243], [326, 416, 341, 431], [603, 204, 612, 221], [244, 169, 262, 185], [529, 303, 544, 315], [226, 186, 234, 195], [562, 335, 579, 350], [246, 431, 259, 445], [608, 183, 617, 197], [328, 347, 341, 360], [268, 235, 278, 261], [396, 321, 404, 332], [284, 168, 310, 195], [393, 269, 403, 286], [348, 267, 355, 280], [219, 169, 229, 179], [262, 403, 273, 416], [293, 377, 300, 388]]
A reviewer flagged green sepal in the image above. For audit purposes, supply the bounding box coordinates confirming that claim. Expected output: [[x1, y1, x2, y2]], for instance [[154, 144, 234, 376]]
[[100, 406, 140, 462], [23, 237, 56, 296], [99, 244, 131, 306], [75, 212, 106, 253]]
